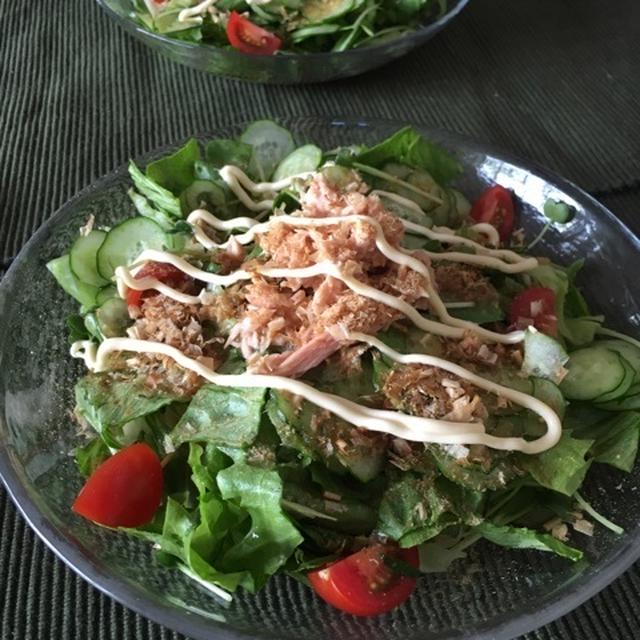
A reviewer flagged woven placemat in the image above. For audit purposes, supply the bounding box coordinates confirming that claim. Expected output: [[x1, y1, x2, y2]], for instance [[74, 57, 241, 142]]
[[1, 0, 640, 637]]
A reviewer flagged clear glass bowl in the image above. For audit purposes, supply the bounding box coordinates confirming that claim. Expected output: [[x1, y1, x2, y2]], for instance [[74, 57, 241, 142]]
[[1, 117, 640, 640], [95, 0, 469, 83]]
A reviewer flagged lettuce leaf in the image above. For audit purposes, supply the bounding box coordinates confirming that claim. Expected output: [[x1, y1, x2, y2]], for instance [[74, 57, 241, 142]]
[[531, 263, 601, 346], [128, 161, 181, 218], [353, 127, 462, 185], [170, 385, 266, 448], [518, 431, 594, 496], [377, 473, 483, 547], [146, 138, 201, 196], [573, 411, 640, 473], [216, 461, 304, 583], [75, 373, 181, 448], [475, 522, 583, 562]]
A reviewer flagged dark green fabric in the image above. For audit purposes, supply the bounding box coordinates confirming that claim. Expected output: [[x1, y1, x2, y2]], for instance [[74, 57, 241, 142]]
[[1, 0, 640, 637]]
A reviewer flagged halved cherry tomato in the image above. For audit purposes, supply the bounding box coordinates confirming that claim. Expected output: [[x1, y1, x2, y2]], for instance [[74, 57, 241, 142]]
[[509, 286, 558, 336], [470, 185, 515, 242], [72, 443, 163, 528], [126, 261, 188, 308], [226, 12, 282, 56], [308, 543, 419, 616]]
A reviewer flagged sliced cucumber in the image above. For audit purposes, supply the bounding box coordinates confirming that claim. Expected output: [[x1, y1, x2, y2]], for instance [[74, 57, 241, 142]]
[[532, 378, 566, 419], [47, 255, 99, 308], [97, 218, 168, 280], [596, 389, 640, 411], [594, 355, 635, 403], [302, 0, 353, 22], [521, 328, 569, 384], [240, 120, 295, 182], [69, 230, 108, 287], [96, 297, 131, 338], [429, 187, 453, 226], [180, 179, 226, 213], [96, 285, 118, 305], [595, 339, 640, 381], [272, 144, 322, 181], [560, 347, 627, 401]]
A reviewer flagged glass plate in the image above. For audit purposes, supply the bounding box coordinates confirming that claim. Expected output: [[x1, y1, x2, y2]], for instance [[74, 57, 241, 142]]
[[1, 117, 639, 640]]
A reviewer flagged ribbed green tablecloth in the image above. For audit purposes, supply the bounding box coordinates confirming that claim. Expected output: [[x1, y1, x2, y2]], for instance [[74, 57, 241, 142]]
[[1, 0, 640, 637]]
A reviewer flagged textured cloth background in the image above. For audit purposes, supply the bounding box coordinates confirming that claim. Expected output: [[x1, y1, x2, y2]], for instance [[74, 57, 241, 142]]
[[1, 0, 640, 637]]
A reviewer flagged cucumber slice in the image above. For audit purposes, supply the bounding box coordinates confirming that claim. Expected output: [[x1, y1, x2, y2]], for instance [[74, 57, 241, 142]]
[[180, 179, 226, 213], [47, 255, 99, 308], [594, 355, 635, 403], [450, 189, 471, 222], [302, 0, 353, 22], [596, 389, 640, 411], [595, 339, 640, 380], [521, 328, 569, 384], [69, 230, 108, 287], [532, 378, 566, 419], [96, 297, 131, 338], [429, 187, 453, 226], [560, 347, 627, 401], [272, 144, 322, 181], [97, 218, 168, 280], [96, 285, 118, 305], [240, 120, 295, 182]]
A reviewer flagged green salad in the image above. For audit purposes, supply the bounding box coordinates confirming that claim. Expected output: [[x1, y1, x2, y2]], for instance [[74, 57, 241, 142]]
[[130, 0, 449, 54], [49, 120, 640, 616]]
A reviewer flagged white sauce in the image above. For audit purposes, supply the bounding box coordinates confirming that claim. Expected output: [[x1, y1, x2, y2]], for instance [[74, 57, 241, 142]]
[[77, 165, 562, 454], [121, 210, 527, 343], [468, 223, 501, 246], [177, 0, 216, 24], [218, 166, 314, 213], [71, 334, 560, 454]]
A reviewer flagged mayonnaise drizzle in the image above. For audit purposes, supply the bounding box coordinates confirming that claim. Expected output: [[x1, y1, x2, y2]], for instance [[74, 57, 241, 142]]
[[218, 165, 315, 213], [177, 0, 216, 24], [182, 209, 528, 343], [86, 165, 563, 454], [121, 211, 527, 343], [71, 336, 559, 454]]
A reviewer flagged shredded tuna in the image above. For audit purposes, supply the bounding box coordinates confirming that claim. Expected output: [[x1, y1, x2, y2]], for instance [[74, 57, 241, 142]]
[[209, 171, 431, 378]]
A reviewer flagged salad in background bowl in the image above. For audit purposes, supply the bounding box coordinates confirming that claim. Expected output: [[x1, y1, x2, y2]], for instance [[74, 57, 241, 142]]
[[95, 0, 470, 82], [2, 117, 640, 640]]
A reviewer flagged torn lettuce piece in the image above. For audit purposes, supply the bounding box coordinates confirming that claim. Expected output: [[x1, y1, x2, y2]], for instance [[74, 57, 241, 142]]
[[170, 385, 266, 448], [518, 431, 594, 496], [75, 373, 182, 449], [475, 522, 583, 562], [351, 126, 462, 185], [267, 390, 387, 482], [377, 473, 483, 547]]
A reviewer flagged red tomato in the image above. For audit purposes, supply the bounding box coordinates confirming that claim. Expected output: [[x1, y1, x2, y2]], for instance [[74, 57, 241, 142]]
[[72, 443, 163, 528], [509, 286, 558, 336], [470, 185, 515, 242], [226, 12, 282, 56], [126, 261, 188, 308], [308, 543, 419, 616]]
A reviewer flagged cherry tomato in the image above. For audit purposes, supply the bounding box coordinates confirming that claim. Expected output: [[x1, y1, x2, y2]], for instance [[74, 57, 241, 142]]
[[308, 543, 419, 616], [126, 261, 188, 308], [509, 286, 558, 336], [226, 12, 282, 56], [72, 443, 163, 528], [470, 185, 515, 242]]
